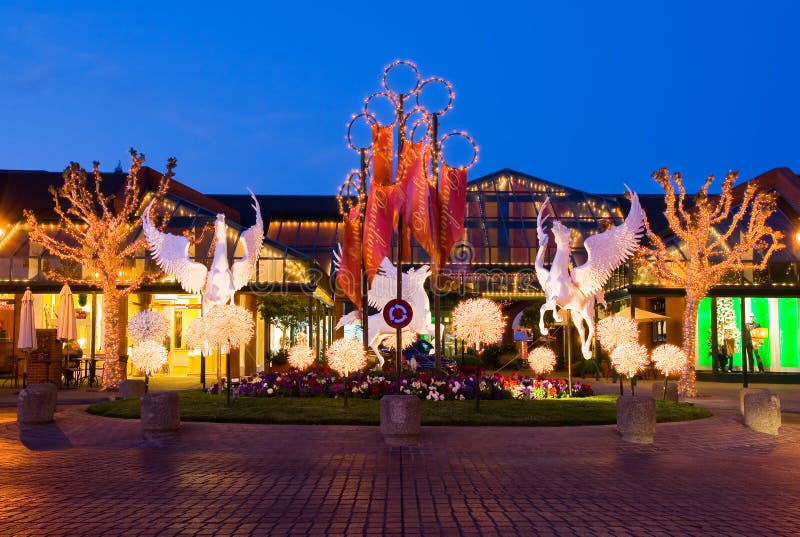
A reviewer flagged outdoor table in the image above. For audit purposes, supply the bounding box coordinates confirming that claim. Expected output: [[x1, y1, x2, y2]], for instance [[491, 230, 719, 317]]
[[83, 357, 104, 387]]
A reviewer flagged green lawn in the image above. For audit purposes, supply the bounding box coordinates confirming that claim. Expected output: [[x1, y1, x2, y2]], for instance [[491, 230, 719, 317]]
[[86, 392, 711, 426]]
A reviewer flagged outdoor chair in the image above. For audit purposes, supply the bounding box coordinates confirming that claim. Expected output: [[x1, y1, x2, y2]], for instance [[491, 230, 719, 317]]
[[0, 356, 16, 388], [0, 369, 13, 388], [62, 365, 80, 388]]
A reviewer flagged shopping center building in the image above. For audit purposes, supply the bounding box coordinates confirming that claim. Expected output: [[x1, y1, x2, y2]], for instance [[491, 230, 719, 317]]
[[1, 165, 798, 381]]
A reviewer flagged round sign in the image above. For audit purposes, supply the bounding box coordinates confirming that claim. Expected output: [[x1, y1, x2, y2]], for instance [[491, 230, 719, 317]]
[[383, 299, 413, 329]]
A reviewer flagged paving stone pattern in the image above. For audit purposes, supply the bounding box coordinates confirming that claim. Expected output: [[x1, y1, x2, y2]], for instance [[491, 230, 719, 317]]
[[0, 407, 798, 536]]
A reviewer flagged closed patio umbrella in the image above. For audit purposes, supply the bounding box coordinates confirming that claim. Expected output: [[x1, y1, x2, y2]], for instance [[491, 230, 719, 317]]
[[56, 283, 77, 342], [18, 287, 37, 352]]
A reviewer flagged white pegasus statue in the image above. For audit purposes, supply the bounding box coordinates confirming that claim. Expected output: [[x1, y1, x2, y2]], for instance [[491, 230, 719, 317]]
[[335, 257, 436, 366], [142, 190, 264, 309], [535, 190, 644, 358]]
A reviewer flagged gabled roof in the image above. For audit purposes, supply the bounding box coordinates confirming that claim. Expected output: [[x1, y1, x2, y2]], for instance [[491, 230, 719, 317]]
[[0, 167, 240, 223], [210, 194, 340, 228], [467, 168, 591, 197]]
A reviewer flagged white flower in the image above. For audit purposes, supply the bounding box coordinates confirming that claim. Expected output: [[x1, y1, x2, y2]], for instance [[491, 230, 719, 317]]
[[127, 310, 170, 345], [267, 388, 274, 395], [129, 340, 168, 375]]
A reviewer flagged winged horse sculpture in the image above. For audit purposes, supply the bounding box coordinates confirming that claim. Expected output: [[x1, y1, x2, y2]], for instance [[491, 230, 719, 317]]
[[334, 257, 436, 366], [142, 190, 264, 309], [535, 190, 644, 359]]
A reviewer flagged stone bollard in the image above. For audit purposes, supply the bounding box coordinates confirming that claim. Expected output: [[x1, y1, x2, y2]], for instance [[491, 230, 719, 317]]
[[616, 395, 656, 444], [141, 391, 180, 438], [119, 379, 146, 399], [739, 387, 768, 415], [652, 382, 679, 401], [17, 383, 58, 424], [743, 391, 781, 435], [380, 394, 421, 446]]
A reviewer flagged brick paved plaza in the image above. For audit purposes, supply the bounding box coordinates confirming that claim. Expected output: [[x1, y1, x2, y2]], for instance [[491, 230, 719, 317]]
[[0, 397, 799, 537]]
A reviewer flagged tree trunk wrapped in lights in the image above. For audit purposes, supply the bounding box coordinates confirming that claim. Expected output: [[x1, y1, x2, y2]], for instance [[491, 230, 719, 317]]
[[639, 168, 783, 396], [24, 149, 175, 389]]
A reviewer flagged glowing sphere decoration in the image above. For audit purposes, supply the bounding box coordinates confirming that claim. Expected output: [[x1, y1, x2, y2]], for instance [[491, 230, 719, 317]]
[[527, 346, 557, 375], [325, 338, 367, 375], [185, 315, 213, 355], [597, 316, 639, 353], [127, 310, 169, 345], [610, 342, 650, 379], [130, 339, 168, 375], [204, 304, 255, 354], [288, 343, 315, 370], [381, 329, 416, 351], [451, 298, 505, 350], [651, 344, 687, 378]]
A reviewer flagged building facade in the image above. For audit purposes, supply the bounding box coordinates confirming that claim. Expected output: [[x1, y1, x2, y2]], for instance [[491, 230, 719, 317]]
[[1, 166, 798, 382]]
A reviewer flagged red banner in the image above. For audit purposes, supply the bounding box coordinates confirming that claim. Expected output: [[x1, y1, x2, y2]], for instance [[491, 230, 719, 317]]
[[394, 141, 427, 261], [438, 164, 468, 265], [406, 145, 440, 269], [362, 184, 394, 284], [371, 125, 393, 187], [336, 207, 362, 306]]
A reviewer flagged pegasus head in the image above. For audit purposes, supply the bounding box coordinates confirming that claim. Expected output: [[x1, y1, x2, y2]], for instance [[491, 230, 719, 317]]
[[551, 220, 571, 247], [214, 214, 226, 242]]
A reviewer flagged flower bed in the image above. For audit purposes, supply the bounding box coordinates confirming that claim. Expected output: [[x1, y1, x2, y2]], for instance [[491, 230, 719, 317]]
[[211, 367, 594, 401]]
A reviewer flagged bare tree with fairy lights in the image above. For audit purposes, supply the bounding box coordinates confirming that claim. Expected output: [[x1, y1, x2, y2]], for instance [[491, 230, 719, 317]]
[[24, 149, 175, 389], [640, 168, 783, 397]]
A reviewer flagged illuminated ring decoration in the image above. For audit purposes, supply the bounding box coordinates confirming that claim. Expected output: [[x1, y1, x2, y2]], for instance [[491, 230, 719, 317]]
[[409, 117, 431, 145], [415, 77, 455, 116], [363, 91, 398, 128], [336, 171, 365, 217], [439, 131, 479, 170], [382, 60, 421, 98], [346, 112, 377, 152], [383, 298, 414, 329], [404, 109, 432, 144]]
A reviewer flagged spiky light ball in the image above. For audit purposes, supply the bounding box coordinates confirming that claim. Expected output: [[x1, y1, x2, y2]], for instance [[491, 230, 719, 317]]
[[288, 343, 315, 370], [381, 329, 416, 351], [527, 346, 557, 375], [130, 339, 168, 375], [204, 304, 255, 354], [611, 342, 650, 379], [651, 344, 687, 378], [325, 338, 366, 375], [597, 315, 639, 353], [127, 310, 170, 345], [185, 315, 213, 355], [451, 298, 505, 350]]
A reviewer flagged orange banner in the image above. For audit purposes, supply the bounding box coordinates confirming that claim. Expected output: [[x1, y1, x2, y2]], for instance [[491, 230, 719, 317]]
[[363, 184, 394, 284], [394, 141, 426, 261], [371, 125, 393, 187], [438, 164, 468, 265], [406, 146, 440, 269], [336, 207, 362, 306]]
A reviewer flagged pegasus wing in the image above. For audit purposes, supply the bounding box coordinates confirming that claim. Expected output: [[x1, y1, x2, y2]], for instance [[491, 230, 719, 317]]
[[571, 190, 645, 297], [231, 190, 265, 290], [367, 258, 403, 310], [142, 199, 208, 294]]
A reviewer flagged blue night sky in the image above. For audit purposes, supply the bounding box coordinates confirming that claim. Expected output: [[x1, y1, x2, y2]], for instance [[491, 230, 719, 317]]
[[1, 1, 798, 196]]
